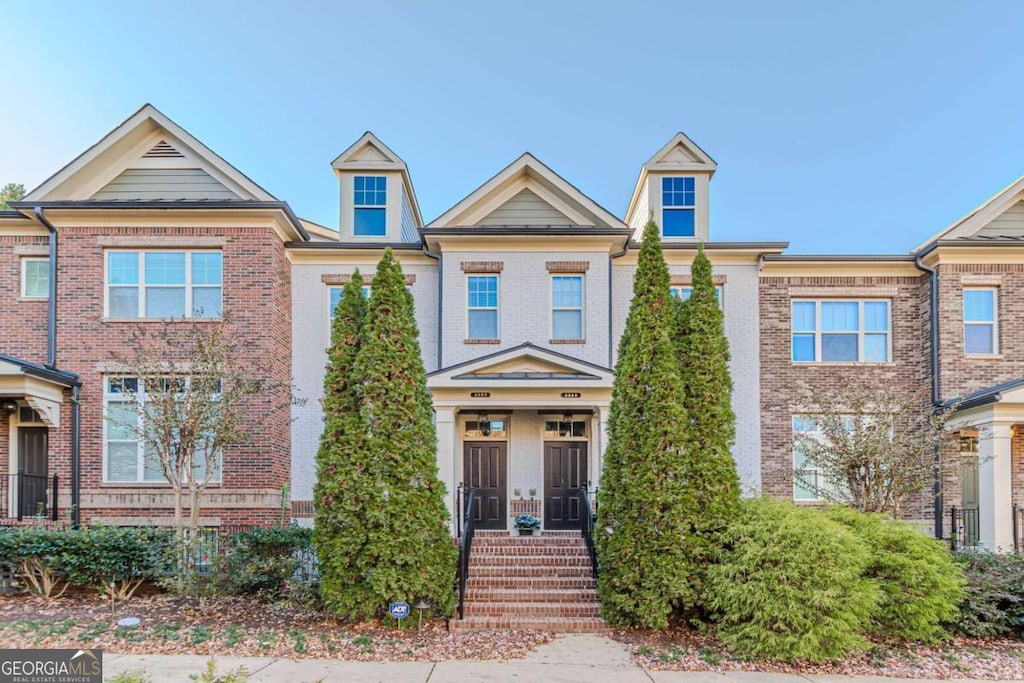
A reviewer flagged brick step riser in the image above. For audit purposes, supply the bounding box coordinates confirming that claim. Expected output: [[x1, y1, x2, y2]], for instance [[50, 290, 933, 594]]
[[469, 566, 594, 578], [449, 617, 608, 634], [465, 589, 598, 602], [469, 556, 592, 567], [473, 531, 582, 536], [471, 547, 589, 556], [466, 578, 597, 590], [463, 605, 602, 618], [470, 535, 584, 543]]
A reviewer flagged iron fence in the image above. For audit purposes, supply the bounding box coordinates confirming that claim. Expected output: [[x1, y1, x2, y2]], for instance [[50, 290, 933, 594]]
[[950, 506, 980, 551], [1, 473, 58, 522]]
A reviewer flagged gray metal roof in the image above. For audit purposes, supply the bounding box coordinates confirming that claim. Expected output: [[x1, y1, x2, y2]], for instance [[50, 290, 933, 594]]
[[945, 377, 1024, 411], [0, 353, 80, 387]]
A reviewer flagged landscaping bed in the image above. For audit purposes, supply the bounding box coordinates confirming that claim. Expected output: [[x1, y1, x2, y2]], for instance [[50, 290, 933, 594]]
[[0, 594, 552, 661], [617, 628, 1024, 680]]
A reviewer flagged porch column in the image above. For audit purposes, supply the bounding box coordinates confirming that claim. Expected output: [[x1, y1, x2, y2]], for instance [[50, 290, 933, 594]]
[[435, 407, 457, 533], [978, 420, 1014, 552], [594, 403, 610, 490]]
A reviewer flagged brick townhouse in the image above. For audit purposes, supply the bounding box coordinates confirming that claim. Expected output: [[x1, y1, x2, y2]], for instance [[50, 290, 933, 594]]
[[2, 104, 1023, 552]]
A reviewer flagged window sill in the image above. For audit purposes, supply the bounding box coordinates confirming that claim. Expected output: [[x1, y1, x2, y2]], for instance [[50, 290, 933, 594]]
[[791, 361, 896, 367], [18, 296, 48, 303], [465, 338, 500, 345], [964, 354, 1004, 360], [99, 481, 223, 488], [103, 317, 224, 324], [550, 339, 586, 344]]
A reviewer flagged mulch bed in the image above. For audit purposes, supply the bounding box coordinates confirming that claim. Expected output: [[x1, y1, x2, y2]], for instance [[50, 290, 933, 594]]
[[615, 628, 1024, 680], [0, 593, 552, 661]]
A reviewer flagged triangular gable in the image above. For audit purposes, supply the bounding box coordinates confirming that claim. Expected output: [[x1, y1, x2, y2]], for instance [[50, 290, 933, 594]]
[[427, 342, 614, 388], [644, 132, 717, 173], [914, 174, 1024, 252], [331, 132, 407, 171], [477, 188, 574, 226], [426, 153, 626, 229], [25, 104, 275, 202]]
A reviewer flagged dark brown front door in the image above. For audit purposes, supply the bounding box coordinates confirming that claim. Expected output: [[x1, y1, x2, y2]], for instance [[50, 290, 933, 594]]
[[463, 441, 507, 530], [17, 427, 48, 518], [544, 441, 587, 530]]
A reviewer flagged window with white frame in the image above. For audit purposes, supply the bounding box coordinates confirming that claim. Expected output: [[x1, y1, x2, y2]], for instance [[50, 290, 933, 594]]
[[21, 258, 49, 298], [467, 275, 498, 339], [103, 376, 222, 483], [670, 286, 722, 306], [354, 176, 387, 236], [791, 299, 890, 363], [793, 416, 825, 501], [551, 275, 584, 340], [106, 251, 222, 319], [329, 285, 370, 319], [662, 177, 696, 237], [963, 288, 997, 355]]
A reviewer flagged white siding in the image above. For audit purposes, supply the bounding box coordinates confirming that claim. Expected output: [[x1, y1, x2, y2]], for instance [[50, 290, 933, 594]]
[[478, 189, 573, 226], [611, 259, 762, 493], [92, 168, 239, 200], [978, 200, 1024, 237], [290, 259, 439, 503], [400, 186, 419, 242], [628, 183, 649, 237]]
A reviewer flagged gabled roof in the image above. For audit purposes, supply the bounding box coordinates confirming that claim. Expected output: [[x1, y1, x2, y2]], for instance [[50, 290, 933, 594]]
[[914, 172, 1024, 253], [25, 104, 277, 202], [427, 342, 614, 389], [331, 131, 407, 171], [426, 153, 626, 229], [643, 131, 717, 174]]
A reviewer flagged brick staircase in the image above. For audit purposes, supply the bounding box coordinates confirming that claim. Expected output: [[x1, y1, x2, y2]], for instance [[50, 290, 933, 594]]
[[450, 529, 607, 632]]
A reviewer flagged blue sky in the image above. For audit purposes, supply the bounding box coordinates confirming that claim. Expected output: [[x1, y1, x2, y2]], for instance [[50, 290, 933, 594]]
[[3, 1, 1024, 253]]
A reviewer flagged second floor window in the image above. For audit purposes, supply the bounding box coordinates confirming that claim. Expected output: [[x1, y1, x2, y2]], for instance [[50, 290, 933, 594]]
[[354, 175, 387, 236], [329, 285, 370, 319], [963, 288, 997, 355], [21, 257, 49, 298], [791, 299, 890, 363], [551, 275, 584, 340], [107, 251, 222, 319], [467, 275, 498, 339], [670, 286, 722, 307], [662, 177, 695, 237]]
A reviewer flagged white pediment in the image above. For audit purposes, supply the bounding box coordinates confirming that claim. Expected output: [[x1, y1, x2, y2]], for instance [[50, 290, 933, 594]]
[[644, 132, 717, 173], [915, 176, 1024, 251], [331, 132, 408, 171], [427, 343, 614, 389]]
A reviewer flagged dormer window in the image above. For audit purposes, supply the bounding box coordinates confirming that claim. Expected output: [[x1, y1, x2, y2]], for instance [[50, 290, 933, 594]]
[[354, 176, 387, 236], [662, 177, 695, 237]]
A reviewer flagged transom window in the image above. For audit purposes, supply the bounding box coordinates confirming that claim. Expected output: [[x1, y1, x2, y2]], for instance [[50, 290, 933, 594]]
[[662, 177, 695, 237], [963, 288, 997, 355], [21, 258, 49, 298], [543, 420, 587, 438], [551, 275, 584, 340], [329, 285, 370, 319], [791, 300, 889, 363], [467, 275, 499, 339], [106, 251, 222, 319], [354, 175, 387, 237], [103, 376, 221, 483]]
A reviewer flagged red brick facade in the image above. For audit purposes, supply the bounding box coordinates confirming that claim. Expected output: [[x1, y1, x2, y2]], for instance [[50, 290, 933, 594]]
[[0, 224, 292, 527]]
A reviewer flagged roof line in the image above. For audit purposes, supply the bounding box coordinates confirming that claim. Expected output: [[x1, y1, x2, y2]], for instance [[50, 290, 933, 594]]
[[0, 352, 80, 387], [762, 253, 914, 262]]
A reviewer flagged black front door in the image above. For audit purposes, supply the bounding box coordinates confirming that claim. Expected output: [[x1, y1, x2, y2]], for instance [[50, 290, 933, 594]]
[[463, 441, 507, 530], [544, 441, 587, 530], [17, 427, 48, 518]]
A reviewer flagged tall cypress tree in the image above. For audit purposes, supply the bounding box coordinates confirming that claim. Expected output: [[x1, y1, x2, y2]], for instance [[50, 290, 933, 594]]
[[313, 271, 377, 617], [348, 248, 456, 618], [597, 221, 695, 628], [674, 244, 740, 604]]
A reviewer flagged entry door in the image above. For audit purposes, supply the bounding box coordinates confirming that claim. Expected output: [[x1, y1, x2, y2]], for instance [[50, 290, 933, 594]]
[[961, 461, 980, 546], [17, 427, 48, 518], [463, 441, 507, 530], [544, 441, 588, 530]]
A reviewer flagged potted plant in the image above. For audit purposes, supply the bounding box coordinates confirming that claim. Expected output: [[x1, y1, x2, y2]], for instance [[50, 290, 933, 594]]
[[514, 514, 541, 536]]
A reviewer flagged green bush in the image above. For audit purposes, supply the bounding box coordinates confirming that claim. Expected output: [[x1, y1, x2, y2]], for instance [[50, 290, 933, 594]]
[[225, 526, 314, 599], [825, 507, 964, 642], [0, 526, 171, 599], [954, 552, 1024, 637], [706, 498, 878, 662]]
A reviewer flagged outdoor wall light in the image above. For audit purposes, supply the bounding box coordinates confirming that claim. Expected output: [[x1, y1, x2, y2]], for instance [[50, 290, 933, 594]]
[[559, 412, 573, 437], [477, 412, 491, 436], [2, 401, 17, 415]]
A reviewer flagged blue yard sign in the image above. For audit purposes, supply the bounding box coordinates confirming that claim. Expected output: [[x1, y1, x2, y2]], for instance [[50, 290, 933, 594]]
[[388, 601, 410, 620]]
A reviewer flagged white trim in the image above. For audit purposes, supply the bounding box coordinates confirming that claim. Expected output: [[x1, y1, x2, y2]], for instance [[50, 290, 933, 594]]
[[466, 273, 500, 341], [104, 249, 223, 320], [963, 286, 999, 356], [550, 274, 585, 341], [791, 299, 892, 364], [20, 257, 49, 299]]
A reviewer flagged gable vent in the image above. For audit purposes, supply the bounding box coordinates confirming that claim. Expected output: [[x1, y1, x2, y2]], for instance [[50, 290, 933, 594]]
[[143, 140, 184, 158]]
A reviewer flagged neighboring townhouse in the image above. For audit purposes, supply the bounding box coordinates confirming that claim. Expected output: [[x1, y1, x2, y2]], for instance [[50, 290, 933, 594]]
[[1, 105, 300, 528], [4, 103, 1023, 552]]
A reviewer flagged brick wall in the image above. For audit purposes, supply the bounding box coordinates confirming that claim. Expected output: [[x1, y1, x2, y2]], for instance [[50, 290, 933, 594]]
[[1, 225, 292, 527], [758, 274, 932, 522], [0, 235, 50, 359]]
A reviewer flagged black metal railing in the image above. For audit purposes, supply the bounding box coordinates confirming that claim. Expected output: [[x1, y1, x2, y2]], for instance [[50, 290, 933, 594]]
[[580, 487, 598, 578], [950, 506, 980, 551], [2, 472, 58, 521], [457, 486, 477, 620], [1015, 504, 1024, 553]]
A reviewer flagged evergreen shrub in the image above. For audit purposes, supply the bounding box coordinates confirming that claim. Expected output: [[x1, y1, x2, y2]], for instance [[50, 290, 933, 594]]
[[226, 526, 315, 598], [954, 552, 1024, 637]]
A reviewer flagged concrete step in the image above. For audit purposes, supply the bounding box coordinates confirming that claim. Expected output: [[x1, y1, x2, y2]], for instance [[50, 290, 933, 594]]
[[465, 587, 598, 602], [449, 615, 608, 633], [469, 554, 592, 567]]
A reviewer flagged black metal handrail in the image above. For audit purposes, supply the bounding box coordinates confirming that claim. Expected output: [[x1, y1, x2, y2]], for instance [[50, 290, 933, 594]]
[[3, 472, 58, 521], [457, 486, 477, 619], [950, 505, 980, 551], [1014, 504, 1023, 553], [580, 487, 598, 578]]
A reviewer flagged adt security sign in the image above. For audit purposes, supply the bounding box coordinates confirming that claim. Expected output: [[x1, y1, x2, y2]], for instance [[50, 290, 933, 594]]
[[388, 601, 410, 620]]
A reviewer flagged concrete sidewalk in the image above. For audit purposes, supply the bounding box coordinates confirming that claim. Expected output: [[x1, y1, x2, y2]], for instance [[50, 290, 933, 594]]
[[103, 634, 1013, 683]]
